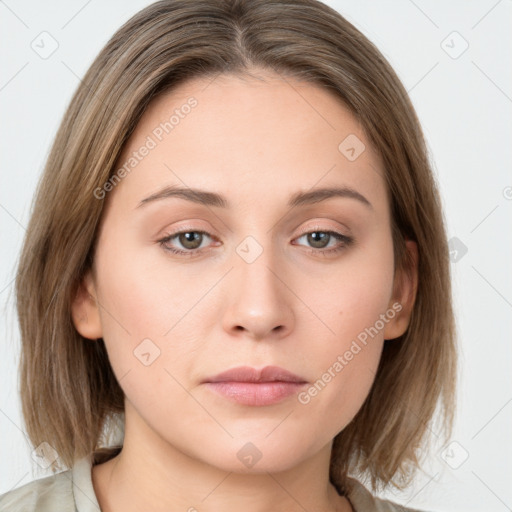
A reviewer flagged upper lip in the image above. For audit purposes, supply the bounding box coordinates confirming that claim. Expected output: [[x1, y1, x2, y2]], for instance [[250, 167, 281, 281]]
[[203, 365, 308, 384]]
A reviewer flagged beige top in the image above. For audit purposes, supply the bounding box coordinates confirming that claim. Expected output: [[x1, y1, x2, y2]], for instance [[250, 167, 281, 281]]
[[0, 454, 426, 512]]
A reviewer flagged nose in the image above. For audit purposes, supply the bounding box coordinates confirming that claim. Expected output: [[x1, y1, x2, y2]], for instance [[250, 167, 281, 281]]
[[221, 241, 295, 341]]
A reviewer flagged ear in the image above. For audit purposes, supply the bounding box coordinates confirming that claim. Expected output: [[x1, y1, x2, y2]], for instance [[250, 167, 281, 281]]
[[71, 269, 103, 340], [383, 239, 419, 341]]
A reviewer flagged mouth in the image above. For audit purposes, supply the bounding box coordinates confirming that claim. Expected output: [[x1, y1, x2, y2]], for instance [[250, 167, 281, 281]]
[[202, 365, 308, 406]]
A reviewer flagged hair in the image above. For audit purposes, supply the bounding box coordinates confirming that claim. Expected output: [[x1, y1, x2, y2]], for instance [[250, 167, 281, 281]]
[[14, 0, 457, 495]]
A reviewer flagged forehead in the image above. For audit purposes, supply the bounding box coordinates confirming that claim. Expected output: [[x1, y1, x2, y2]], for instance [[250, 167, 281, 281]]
[[109, 70, 387, 213]]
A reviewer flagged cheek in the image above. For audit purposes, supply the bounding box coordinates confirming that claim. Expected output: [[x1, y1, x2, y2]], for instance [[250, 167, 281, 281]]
[[291, 236, 394, 431], [94, 222, 212, 336], [92, 228, 237, 414], [304, 230, 395, 351], [91, 232, 200, 385]]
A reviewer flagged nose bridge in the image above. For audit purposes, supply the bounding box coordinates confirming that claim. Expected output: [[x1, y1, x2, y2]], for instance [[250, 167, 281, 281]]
[[234, 231, 283, 303], [221, 230, 293, 338]]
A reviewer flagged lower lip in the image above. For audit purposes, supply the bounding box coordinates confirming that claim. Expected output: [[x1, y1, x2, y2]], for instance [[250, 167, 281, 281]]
[[204, 381, 307, 406]]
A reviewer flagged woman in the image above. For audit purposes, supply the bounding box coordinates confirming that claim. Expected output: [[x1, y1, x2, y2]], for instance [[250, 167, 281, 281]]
[[0, 1, 456, 511]]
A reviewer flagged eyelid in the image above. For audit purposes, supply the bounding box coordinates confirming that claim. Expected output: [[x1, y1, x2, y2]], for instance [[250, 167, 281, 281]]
[[156, 221, 215, 239], [294, 222, 351, 237]]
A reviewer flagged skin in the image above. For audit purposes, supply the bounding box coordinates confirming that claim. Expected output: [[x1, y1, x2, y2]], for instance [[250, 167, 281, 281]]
[[72, 68, 418, 512]]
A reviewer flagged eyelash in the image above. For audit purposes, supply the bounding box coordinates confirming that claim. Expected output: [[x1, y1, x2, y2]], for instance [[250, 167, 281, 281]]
[[157, 227, 354, 259]]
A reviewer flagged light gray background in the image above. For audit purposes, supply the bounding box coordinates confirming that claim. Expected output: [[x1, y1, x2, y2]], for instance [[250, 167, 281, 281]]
[[1, 1, 511, 510]]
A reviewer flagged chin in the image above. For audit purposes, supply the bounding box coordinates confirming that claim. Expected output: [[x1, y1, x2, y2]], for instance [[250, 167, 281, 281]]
[[200, 437, 314, 474]]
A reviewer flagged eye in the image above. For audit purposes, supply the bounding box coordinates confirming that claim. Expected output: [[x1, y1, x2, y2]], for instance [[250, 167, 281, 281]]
[[293, 229, 354, 256], [158, 229, 216, 258]]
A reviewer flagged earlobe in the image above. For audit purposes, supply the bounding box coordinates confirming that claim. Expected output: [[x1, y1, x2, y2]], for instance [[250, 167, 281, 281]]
[[383, 239, 419, 341], [71, 270, 103, 340]]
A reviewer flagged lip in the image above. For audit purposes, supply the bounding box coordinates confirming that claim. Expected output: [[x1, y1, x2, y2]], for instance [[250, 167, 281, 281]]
[[202, 366, 308, 406], [202, 365, 308, 384]]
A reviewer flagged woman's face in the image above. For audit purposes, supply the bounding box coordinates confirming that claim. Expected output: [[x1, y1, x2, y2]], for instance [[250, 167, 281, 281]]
[[73, 69, 415, 473]]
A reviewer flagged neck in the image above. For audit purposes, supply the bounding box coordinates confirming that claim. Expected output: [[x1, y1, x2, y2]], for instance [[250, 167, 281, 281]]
[[92, 404, 351, 512]]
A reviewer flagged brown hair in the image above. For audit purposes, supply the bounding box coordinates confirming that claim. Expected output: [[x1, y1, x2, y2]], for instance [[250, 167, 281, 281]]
[[15, 0, 457, 494]]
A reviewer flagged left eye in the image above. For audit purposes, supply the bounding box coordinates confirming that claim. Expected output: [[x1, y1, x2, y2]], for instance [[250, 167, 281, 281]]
[[293, 230, 351, 251]]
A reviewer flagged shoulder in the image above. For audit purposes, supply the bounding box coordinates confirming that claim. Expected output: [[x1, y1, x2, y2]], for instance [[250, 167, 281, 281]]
[[345, 477, 433, 512], [0, 469, 74, 512]]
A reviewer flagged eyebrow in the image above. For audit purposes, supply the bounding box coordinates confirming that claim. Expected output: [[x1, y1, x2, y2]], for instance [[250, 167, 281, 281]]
[[136, 184, 373, 210]]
